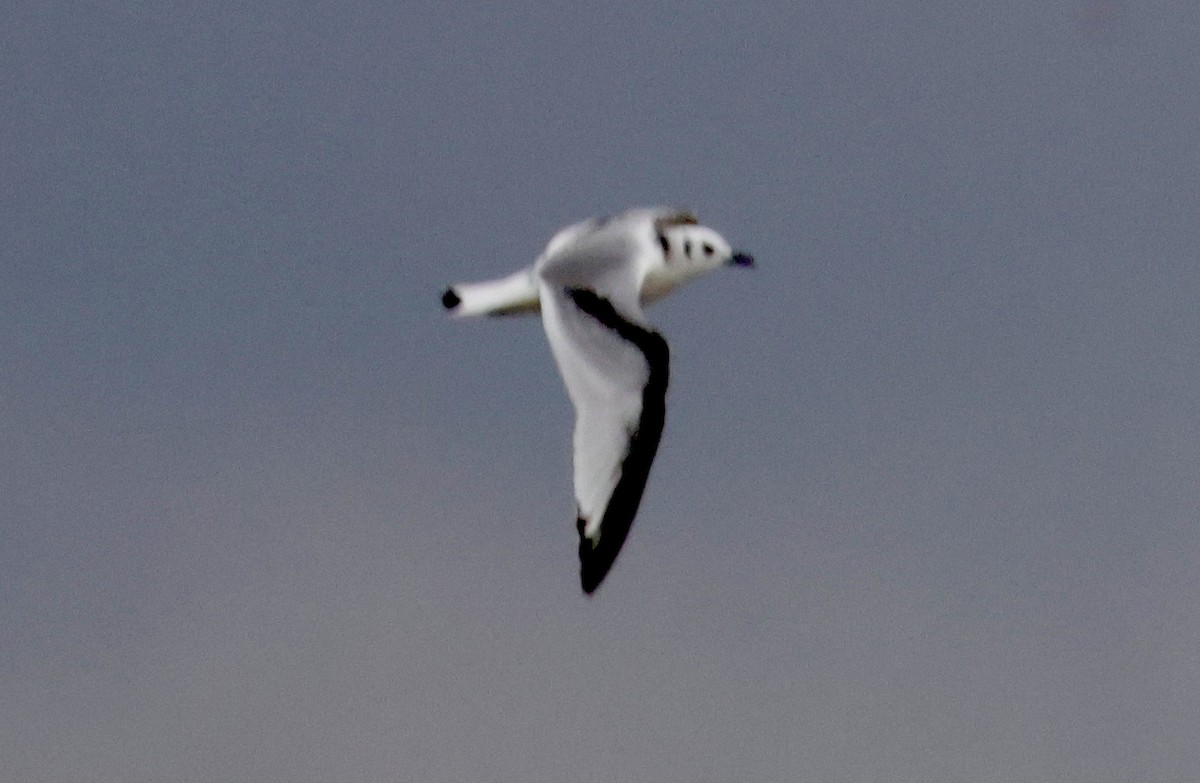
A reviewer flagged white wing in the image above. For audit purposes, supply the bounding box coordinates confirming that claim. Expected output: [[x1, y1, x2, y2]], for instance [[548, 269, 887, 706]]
[[537, 213, 671, 593]]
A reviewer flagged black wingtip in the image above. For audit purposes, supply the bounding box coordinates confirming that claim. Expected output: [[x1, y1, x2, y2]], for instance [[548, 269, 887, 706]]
[[731, 251, 755, 268], [580, 565, 603, 595], [441, 287, 461, 310], [577, 505, 638, 595], [578, 517, 603, 595]]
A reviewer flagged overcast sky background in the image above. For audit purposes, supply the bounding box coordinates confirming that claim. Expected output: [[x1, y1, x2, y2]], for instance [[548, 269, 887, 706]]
[[3, 2, 1199, 781]]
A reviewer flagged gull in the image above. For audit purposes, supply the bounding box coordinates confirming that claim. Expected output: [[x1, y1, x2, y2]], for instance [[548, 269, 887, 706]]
[[442, 207, 753, 594]]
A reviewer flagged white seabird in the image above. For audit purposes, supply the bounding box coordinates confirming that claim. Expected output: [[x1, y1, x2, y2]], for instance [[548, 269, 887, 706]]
[[442, 207, 753, 594]]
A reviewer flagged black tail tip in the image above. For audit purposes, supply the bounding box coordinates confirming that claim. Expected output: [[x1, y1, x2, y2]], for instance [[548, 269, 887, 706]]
[[441, 287, 461, 310]]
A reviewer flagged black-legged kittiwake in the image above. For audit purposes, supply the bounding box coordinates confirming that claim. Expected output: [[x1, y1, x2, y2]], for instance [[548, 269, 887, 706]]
[[442, 207, 753, 594]]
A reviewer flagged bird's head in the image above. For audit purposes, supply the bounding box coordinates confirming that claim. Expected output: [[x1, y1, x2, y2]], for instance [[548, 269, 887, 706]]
[[641, 221, 754, 304]]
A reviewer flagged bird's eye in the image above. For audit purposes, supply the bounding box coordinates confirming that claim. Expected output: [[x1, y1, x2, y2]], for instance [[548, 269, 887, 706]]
[[658, 232, 670, 255], [703, 243, 714, 256], [684, 241, 692, 257]]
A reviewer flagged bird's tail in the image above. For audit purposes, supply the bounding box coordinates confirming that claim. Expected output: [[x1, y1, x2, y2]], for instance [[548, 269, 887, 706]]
[[441, 269, 541, 317]]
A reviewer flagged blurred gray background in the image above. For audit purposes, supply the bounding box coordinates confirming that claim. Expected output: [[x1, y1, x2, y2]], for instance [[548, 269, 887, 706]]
[[3, 2, 1198, 781]]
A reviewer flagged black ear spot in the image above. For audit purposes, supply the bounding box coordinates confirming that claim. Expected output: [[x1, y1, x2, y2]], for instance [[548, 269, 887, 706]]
[[684, 240, 692, 257], [658, 232, 669, 255], [703, 243, 714, 256]]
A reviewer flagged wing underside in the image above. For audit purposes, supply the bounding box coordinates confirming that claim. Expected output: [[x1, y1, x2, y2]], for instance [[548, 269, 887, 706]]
[[540, 284, 669, 594]]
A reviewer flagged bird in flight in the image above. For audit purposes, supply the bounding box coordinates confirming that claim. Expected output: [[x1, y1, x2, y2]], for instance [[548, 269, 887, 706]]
[[442, 207, 753, 594]]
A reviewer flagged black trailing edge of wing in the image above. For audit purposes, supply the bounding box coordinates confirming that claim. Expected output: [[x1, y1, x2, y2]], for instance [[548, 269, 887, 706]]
[[565, 287, 670, 595]]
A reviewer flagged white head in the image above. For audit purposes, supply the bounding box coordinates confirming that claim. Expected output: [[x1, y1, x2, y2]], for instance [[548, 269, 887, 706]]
[[641, 219, 754, 303]]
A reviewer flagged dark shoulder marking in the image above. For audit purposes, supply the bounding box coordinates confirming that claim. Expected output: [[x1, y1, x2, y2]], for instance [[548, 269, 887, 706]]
[[565, 287, 669, 595]]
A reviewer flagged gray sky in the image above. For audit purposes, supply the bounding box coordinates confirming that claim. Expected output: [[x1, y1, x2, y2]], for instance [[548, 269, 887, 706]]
[[3, 2, 1199, 781]]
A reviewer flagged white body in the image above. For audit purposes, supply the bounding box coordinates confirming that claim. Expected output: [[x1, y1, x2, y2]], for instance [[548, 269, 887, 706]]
[[444, 207, 744, 318]]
